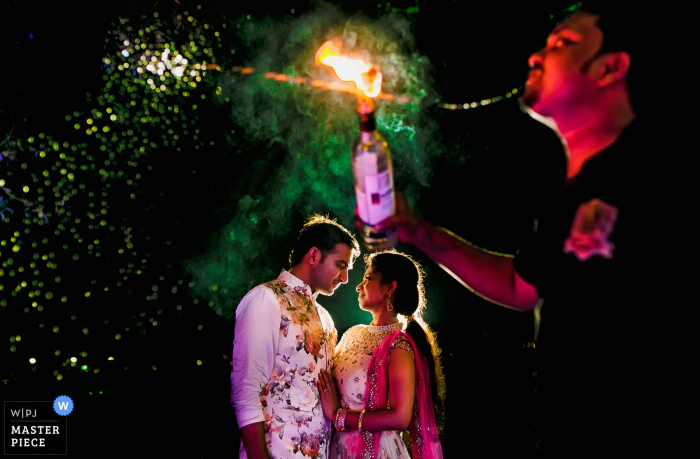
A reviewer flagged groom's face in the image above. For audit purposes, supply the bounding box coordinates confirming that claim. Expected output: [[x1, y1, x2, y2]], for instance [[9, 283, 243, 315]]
[[309, 243, 354, 296]]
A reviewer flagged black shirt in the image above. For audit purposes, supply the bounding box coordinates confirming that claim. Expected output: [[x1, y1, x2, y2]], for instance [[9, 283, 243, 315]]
[[513, 119, 665, 452]]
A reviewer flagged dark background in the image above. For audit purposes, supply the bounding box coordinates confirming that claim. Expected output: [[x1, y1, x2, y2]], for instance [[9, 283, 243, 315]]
[[1, 0, 570, 456]]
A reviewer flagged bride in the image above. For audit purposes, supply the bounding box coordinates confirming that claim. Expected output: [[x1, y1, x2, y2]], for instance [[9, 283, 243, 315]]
[[317, 251, 445, 459]]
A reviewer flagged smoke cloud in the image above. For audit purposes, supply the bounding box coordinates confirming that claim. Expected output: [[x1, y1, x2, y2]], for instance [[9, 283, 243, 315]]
[[185, 3, 441, 319]]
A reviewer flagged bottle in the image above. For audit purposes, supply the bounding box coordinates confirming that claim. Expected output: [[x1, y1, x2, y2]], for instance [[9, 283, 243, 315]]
[[351, 97, 398, 250]]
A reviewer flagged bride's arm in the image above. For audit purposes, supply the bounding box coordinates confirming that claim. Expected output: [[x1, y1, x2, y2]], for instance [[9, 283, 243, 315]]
[[333, 347, 416, 432]]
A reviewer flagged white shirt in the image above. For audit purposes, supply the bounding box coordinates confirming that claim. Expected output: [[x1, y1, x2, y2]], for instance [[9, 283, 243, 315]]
[[230, 269, 335, 429]]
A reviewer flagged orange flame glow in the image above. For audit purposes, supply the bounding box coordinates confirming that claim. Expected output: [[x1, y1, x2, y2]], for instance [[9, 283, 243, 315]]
[[228, 67, 411, 103], [314, 39, 382, 98]]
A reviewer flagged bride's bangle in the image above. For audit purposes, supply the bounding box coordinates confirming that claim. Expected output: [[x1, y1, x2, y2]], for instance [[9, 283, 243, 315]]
[[335, 408, 348, 432], [357, 409, 367, 431]]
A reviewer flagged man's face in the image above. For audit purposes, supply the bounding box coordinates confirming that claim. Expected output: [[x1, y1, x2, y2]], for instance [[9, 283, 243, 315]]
[[521, 12, 604, 117], [308, 243, 354, 296]]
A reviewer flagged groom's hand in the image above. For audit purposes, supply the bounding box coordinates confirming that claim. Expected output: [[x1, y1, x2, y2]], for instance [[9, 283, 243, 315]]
[[240, 421, 271, 459]]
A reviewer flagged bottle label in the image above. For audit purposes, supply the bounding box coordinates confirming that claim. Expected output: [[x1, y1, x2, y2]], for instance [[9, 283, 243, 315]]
[[355, 171, 394, 225]]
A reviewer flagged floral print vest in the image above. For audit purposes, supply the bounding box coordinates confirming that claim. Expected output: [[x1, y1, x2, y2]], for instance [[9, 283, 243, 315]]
[[258, 275, 338, 459]]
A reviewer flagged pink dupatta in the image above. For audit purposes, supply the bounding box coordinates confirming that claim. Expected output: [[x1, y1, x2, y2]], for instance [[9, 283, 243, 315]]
[[358, 330, 443, 459]]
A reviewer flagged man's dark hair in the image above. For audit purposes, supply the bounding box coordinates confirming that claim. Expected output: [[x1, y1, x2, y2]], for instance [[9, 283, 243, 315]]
[[568, 1, 646, 115], [288, 214, 360, 267]]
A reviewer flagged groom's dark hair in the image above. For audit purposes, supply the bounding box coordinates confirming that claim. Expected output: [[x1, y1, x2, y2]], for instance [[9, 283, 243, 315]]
[[289, 214, 360, 267]]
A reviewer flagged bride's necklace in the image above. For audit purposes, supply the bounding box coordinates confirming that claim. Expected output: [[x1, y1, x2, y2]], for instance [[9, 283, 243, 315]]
[[339, 322, 403, 357], [367, 322, 402, 333], [359, 322, 402, 350]]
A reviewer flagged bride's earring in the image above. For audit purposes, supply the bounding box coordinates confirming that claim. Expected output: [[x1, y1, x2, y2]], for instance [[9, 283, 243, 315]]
[[386, 295, 393, 312]]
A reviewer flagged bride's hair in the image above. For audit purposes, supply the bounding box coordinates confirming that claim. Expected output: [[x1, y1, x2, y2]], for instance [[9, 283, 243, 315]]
[[365, 250, 446, 414]]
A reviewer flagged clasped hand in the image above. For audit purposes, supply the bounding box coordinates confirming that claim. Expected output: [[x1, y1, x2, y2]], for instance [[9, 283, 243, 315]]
[[354, 192, 424, 245], [315, 369, 340, 422]]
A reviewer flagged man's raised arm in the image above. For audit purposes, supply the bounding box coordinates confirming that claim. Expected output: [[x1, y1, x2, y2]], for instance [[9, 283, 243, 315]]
[[379, 193, 539, 312]]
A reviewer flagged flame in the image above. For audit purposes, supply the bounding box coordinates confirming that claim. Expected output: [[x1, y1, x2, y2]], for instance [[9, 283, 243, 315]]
[[227, 67, 411, 103], [315, 39, 382, 98]]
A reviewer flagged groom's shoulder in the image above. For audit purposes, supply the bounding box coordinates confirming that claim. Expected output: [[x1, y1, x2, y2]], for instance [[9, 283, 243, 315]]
[[259, 278, 289, 295], [242, 277, 295, 301], [236, 279, 286, 309]]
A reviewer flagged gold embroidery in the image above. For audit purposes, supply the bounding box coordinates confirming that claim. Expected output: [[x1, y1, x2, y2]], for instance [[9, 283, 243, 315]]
[[389, 337, 415, 361], [339, 324, 402, 357]]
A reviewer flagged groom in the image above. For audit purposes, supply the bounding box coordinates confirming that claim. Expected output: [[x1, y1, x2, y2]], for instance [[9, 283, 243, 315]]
[[231, 215, 360, 459]]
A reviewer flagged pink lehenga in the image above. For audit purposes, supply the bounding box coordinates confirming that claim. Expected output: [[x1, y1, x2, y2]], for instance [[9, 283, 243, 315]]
[[330, 324, 442, 459]]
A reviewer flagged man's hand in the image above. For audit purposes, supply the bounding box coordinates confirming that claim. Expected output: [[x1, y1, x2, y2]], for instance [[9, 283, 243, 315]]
[[374, 192, 425, 245], [373, 192, 540, 311], [240, 422, 270, 459]]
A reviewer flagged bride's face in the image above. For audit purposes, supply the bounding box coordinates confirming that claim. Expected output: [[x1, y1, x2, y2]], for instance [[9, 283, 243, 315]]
[[356, 266, 388, 311]]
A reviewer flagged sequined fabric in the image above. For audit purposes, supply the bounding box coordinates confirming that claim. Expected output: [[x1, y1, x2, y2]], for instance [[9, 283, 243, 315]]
[[360, 331, 443, 459], [330, 324, 411, 459]]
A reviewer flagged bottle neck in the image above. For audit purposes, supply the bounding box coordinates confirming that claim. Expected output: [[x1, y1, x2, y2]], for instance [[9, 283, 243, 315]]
[[358, 111, 376, 133]]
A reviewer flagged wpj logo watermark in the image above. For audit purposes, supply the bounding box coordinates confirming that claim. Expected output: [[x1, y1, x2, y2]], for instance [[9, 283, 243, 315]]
[[4, 396, 72, 455]]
